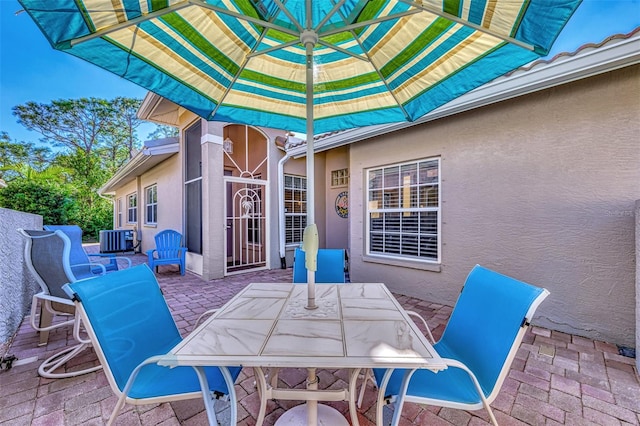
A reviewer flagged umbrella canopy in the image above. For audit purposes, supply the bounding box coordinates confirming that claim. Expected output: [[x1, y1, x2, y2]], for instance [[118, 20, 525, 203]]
[[20, 0, 580, 309], [20, 0, 580, 135]]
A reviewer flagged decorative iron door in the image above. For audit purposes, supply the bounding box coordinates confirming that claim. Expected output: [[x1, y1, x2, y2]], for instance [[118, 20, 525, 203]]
[[224, 176, 267, 274]]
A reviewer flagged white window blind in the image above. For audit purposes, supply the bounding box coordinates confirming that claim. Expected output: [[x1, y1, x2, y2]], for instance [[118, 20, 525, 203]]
[[367, 158, 440, 262], [284, 175, 307, 245]]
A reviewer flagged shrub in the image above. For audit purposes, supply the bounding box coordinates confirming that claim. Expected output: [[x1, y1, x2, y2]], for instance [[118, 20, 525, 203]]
[[0, 180, 71, 224]]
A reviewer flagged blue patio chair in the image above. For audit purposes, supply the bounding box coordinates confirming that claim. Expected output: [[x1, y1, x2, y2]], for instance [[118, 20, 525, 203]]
[[44, 225, 131, 277], [292, 247, 347, 283], [18, 228, 104, 378], [372, 265, 549, 426], [147, 229, 187, 275], [62, 264, 241, 426]]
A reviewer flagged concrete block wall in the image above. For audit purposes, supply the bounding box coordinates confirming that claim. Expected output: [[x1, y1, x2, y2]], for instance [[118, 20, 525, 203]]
[[0, 208, 42, 353]]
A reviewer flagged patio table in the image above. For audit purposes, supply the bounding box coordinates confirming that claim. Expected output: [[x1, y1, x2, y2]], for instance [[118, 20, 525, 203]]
[[162, 282, 446, 426]]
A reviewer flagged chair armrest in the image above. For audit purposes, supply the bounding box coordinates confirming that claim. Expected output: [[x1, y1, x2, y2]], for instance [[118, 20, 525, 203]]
[[194, 309, 218, 330], [113, 256, 132, 268], [118, 355, 169, 398], [88, 253, 115, 259], [89, 254, 132, 269], [440, 357, 488, 398], [72, 262, 106, 275], [405, 310, 435, 343]]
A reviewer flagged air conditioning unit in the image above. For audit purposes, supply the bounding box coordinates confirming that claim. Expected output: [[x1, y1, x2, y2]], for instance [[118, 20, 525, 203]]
[[99, 230, 134, 253]]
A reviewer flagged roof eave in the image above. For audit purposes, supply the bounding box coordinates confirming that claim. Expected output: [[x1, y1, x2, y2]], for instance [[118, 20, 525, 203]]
[[137, 92, 183, 126], [98, 139, 179, 195]]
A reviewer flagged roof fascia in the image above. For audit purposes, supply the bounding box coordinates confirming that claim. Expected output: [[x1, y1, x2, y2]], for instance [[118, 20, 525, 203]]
[[98, 141, 179, 195], [137, 92, 164, 120]]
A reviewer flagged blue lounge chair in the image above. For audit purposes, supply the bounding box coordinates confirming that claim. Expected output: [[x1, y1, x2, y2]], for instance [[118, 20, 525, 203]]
[[18, 228, 104, 378], [63, 265, 241, 426], [292, 247, 347, 283], [44, 225, 131, 277], [147, 229, 187, 275], [372, 265, 549, 426]]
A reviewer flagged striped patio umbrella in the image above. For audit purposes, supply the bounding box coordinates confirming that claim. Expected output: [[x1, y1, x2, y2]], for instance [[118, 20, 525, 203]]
[[20, 0, 580, 310]]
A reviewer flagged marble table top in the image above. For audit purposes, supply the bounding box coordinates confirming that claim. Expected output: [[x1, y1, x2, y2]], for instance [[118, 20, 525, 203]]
[[163, 283, 445, 371]]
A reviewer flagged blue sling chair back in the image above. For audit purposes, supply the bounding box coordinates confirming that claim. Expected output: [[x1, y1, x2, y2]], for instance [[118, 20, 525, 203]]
[[371, 265, 549, 426], [292, 247, 347, 283], [44, 225, 132, 277], [63, 264, 241, 426]]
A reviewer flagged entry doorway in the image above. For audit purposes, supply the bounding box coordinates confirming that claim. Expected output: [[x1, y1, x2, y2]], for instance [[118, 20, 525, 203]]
[[224, 177, 267, 274], [222, 125, 269, 275]]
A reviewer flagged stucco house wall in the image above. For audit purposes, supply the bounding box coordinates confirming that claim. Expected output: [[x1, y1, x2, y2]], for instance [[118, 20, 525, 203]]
[[109, 150, 183, 258], [138, 154, 183, 255], [112, 179, 138, 241], [324, 146, 350, 250], [349, 65, 639, 346]]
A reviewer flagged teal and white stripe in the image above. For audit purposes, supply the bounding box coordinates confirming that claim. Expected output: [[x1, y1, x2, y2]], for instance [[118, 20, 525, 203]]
[[20, 0, 581, 134]]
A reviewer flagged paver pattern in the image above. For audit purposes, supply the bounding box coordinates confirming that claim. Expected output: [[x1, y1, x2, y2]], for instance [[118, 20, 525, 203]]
[[1, 252, 638, 425]]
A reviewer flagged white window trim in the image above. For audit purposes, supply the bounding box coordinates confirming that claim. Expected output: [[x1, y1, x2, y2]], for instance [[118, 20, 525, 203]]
[[127, 193, 137, 224], [331, 168, 349, 188], [116, 197, 123, 228], [284, 174, 307, 246], [365, 157, 441, 264], [145, 184, 158, 225]]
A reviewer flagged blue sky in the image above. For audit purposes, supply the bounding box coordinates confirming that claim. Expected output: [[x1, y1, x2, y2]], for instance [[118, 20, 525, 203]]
[[1, 0, 639, 145]]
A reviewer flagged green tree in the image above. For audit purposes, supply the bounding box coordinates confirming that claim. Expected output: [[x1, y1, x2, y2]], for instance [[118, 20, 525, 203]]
[[146, 124, 179, 140], [11, 97, 143, 233], [0, 131, 53, 182], [102, 97, 144, 174]]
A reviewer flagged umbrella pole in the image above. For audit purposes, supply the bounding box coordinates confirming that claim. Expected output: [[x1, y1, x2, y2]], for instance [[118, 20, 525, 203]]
[[302, 28, 317, 312], [304, 12, 318, 425]]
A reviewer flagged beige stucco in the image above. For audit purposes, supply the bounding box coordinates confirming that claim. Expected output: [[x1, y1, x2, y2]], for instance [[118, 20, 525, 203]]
[[324, 146, 350, 250], [111, 154, 183, 257], [636, 199, 639, 371], [349, 65, 640, 346]]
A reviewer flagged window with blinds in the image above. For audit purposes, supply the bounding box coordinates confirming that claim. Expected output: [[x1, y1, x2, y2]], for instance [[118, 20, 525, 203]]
[[284, 174, 307, 245], [366, 158, 440, 262]]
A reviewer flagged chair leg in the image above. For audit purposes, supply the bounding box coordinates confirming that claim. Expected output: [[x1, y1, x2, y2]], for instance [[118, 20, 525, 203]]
[[38, 343, 102, 379], [357, 368, 376, 408], [38, 302, 53, 346], [348, 368, 362, 426], [253, 367, 269, 426], [485, 404, 499, 426], [268, 367, 280, 388], [193, 366, 220, 426], [107, 393, 128, 426]]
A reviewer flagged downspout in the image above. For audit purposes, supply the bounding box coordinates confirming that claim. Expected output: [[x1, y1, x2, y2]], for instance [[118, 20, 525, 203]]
[[278, 152, 291, 269], [97, 192, 116, 229], [278, 149, 291, 269]]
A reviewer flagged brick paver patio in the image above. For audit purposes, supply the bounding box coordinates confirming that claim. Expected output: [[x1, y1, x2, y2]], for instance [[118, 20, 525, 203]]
[[1, 252, 638, 425]]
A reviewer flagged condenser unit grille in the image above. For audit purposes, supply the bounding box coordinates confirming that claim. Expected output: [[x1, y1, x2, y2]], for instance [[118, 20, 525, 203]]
[[99, 230, 134, 253]]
